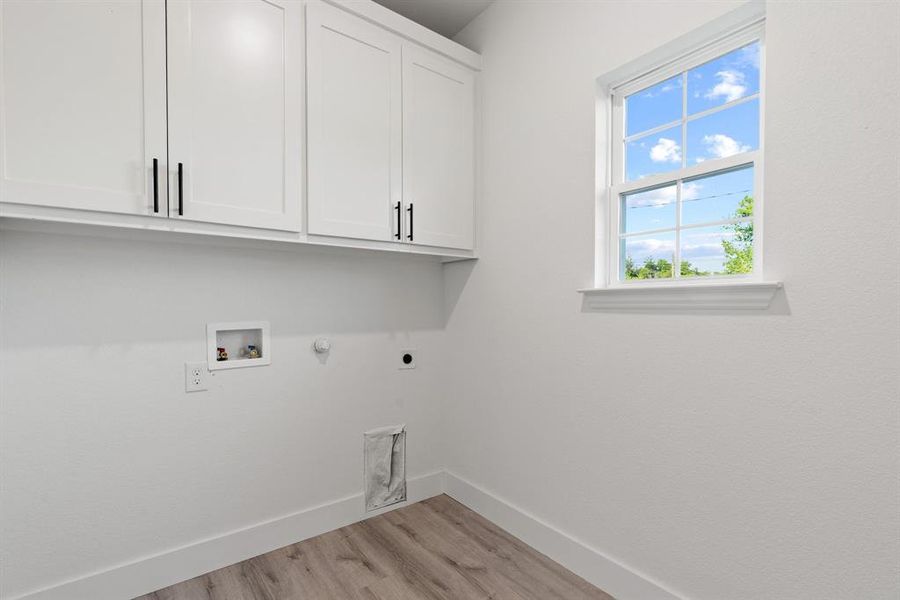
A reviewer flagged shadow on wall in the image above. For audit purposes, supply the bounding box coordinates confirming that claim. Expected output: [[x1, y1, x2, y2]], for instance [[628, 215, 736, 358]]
[[442, 258, 477, 323], [0, 230, 477, 349]]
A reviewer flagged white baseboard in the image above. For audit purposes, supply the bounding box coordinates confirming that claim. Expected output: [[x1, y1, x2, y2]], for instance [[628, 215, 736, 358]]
[[442, 471, 684, 600], [11, 471, 445, 600], [13, 470, 680, 600]]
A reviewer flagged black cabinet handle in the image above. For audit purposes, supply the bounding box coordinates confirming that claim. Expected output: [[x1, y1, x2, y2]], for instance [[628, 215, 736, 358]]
[[152, 158, 159, 213], [177, 162, 184, 216], [394, 201, 401, 240], [407, 203, 414, 241]]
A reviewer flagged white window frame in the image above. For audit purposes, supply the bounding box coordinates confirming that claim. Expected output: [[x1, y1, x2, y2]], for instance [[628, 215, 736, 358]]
[[595, 14, 766, 289]]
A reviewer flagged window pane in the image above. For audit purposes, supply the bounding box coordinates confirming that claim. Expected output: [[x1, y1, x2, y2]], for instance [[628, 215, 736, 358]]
[[679, 223, 753, 277], [686, 99, 758, 166], [621, 231, 676, 280], [626, 125, 682, 181], [622, 184, 676, 234], [625, 75, 682, 136], [682, 165, 754, 226], [687, 41, 760, 115]]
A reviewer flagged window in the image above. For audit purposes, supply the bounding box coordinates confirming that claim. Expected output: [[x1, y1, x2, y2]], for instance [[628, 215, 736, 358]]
[[606, 24, 764, 284]]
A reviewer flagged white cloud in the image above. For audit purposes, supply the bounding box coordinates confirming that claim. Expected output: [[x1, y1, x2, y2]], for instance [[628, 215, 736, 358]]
[[681, 230, 736, 259], [628, 186, 675, 208], [737, 44, 761, 70], [641, 81, 679, 98], [702, 134, 750, 159], [705, 70, 747, 103], [680, 243, 725, 259], [625, 238, 674, 258], [626, 183, 701, 210], [650, 137, 681, 163], [682, 182, 701, 201]]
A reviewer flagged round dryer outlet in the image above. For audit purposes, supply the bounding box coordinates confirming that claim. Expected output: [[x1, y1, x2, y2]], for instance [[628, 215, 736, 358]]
[[399, 349, 416, 370]]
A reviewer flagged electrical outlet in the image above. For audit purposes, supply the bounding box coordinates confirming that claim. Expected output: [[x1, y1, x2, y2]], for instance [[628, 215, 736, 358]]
[[399, 349, 416, 370], [185, 362, 208, 392]]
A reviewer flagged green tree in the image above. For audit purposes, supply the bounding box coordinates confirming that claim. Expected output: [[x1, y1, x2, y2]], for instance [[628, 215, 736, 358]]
[[722, 195, 753, 274], [624, 256, 707, 280], [623, 195, 752, 280], [627, 256, 672, 279], [680, 259, 707, 277]]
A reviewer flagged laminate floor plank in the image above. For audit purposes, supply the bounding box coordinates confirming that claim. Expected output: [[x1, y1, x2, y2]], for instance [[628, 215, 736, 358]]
[[271, 542, 338, 599], [135, 495, 613, 600], [421, 496, 612, 600], [399, 502, 528, 600], [362, 573, 430, 600], [355, 518, 457, 600], [387, 502, 522, 600]]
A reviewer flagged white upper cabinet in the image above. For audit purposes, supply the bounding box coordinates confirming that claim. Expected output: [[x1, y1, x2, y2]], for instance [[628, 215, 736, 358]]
[[306, 2, 402, 242], [402, 45, 475, 250], [0, 0, 168, 216], [306, 2, 477, 251], [0, 0, 479, 257], [166, 0, 302, 232]]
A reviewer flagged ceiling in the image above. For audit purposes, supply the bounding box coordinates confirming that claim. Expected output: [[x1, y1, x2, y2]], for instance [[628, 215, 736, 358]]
[[373, 0, 493, 38]]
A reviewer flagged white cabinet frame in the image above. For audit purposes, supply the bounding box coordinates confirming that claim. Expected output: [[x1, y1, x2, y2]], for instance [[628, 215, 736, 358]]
[[0, 0, 168, 217], [166, 0, 303, 232], [0, 0, 482, 261], [306, 1, 402, 241], [402, 44, 476, 250]]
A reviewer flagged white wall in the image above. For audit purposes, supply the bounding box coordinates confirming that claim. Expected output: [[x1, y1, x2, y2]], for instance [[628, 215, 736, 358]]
[[0, 230, 447, 598], [2, 2, 899, 599], [446, 1, 900, 599]]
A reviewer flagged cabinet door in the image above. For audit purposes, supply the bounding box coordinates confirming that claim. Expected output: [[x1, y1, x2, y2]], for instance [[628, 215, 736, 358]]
[[166, 0, 302, 232], [0, 0, 167, 216], [402, 45, 475, 250], [306, 1, 401, 241]]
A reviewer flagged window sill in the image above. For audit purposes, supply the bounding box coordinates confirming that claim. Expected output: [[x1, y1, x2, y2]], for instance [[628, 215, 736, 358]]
[[578, 281, 782, 311]]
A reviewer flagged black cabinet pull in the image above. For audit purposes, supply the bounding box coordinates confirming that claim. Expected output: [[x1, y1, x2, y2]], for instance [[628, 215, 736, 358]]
[[394, 201, 401, 239], [177, 162, 184, 216], [407, 203, 414, 241], [152, 158, 159, 213]]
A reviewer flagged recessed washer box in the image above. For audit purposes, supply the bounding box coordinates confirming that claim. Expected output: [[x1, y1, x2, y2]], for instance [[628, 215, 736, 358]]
[[207, 321, 271, 370]]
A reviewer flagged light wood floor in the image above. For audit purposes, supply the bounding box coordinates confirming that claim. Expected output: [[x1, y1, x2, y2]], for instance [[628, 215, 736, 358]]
[[136, 494, 614, 600]]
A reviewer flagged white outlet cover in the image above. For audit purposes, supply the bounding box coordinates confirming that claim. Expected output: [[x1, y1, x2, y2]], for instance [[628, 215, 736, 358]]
[[185, 362, 209, 393], [399, 349, 416, 370]]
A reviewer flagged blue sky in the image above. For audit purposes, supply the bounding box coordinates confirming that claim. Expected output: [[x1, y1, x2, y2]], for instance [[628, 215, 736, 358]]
[[624, 42, 760, 183], [620, 42, 759, 276], [621, 166, 754, 275], [626, 75, 681, 135]]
